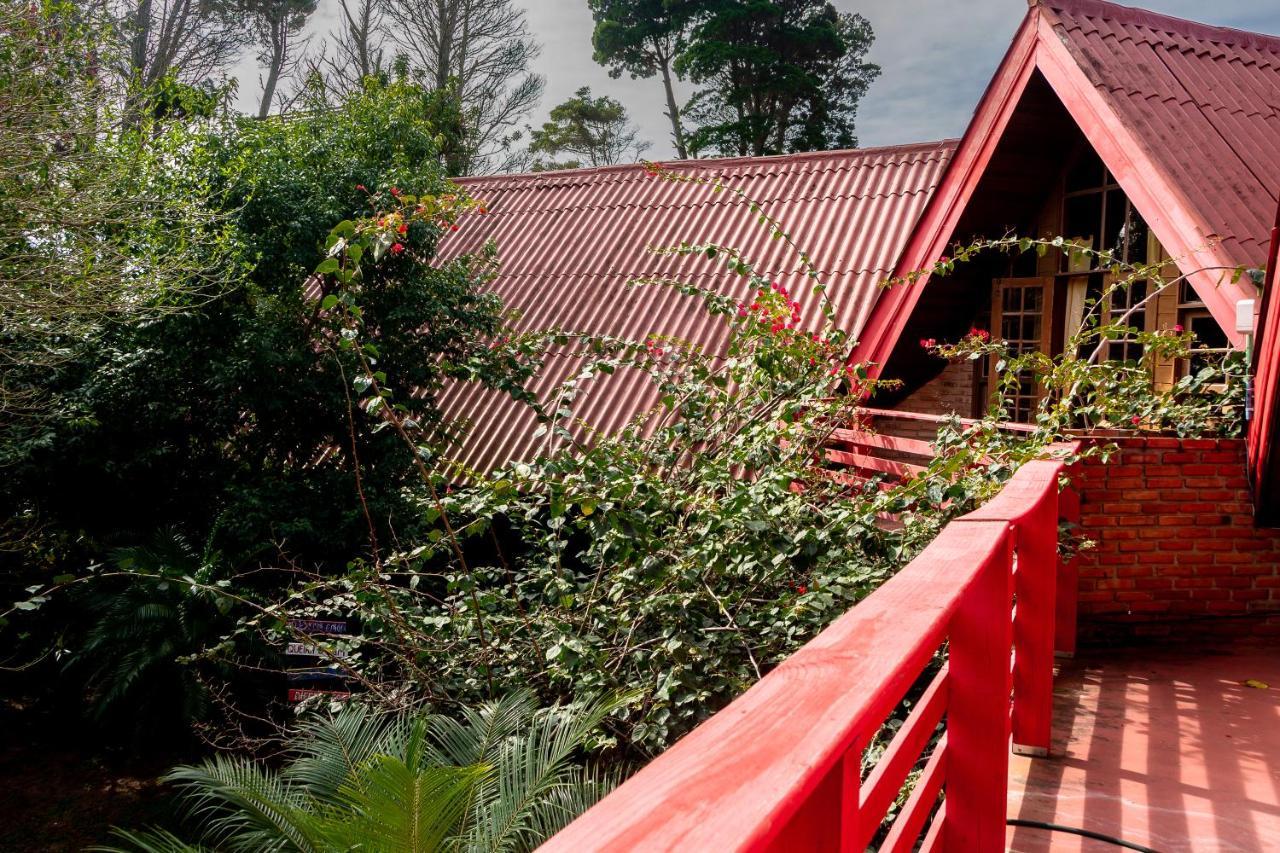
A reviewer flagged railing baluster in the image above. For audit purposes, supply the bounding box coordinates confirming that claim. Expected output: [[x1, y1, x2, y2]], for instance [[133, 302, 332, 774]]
[[1012, 486, 1057, 755], [776, 746, 860, 851], [945, 520, 1014, 850]]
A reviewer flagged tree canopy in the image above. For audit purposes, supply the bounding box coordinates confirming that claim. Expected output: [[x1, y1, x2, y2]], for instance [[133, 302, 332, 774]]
[[589, 0, 699, 159], [677, 0, 880, 157], [529, 86, 650, 171]]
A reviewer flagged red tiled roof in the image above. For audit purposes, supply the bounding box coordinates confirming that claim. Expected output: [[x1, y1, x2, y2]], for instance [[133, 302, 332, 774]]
[[1043, 0, 1280, 271], [434, 142, 956, 474]]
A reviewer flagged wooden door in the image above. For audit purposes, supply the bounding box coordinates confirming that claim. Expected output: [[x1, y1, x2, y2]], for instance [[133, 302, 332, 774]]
[[990, 277, 1055, 422]]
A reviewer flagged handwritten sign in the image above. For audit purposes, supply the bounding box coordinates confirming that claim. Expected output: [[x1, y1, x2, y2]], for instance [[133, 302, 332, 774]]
[[288, 688, 351, 703], [287, 619, 347, 634], [285, 642, 350, 659]]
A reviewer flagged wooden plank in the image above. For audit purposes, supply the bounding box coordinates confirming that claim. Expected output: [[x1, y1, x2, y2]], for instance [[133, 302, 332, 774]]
[[919, 802, 946, 853], [880, 734, 947, 853], [827, 428, 935, 457], [854, 406, 1039, 434], [853, 666, 949, 850], [824, 448, 926, 478]]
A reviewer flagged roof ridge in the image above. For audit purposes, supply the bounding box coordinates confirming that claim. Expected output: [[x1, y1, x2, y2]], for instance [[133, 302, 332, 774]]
[[1038, 0, 1280, 52], [455, 139, 959, 186]]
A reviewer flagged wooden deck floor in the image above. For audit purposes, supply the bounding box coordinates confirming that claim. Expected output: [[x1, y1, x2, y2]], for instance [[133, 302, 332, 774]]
[[1006, 637, 1280, 852]]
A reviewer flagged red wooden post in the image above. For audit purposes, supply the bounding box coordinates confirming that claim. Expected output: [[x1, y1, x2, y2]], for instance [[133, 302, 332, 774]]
[[945, 520, 1013, 851], [775, 749, 859, 851], [1055, 484, 1081, 657], [1012, 488, 1057, 755]]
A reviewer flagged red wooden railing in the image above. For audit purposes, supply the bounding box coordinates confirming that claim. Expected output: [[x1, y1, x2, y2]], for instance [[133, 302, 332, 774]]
[[542, 449, 1079, 852]]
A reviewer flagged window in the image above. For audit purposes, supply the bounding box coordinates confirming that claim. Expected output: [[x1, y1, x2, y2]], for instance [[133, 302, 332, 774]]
[[1060, 148, 1150, 359], [995, 279, 1050, 422], [1176, 285, 1231, 379]]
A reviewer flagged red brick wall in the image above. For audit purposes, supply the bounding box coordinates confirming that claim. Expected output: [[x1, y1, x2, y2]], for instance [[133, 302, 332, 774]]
[[894, 361, 976, 418], [1072, 437, 1280, 640]]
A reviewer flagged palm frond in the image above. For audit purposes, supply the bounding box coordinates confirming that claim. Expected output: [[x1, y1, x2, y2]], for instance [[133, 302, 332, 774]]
[[285, 701, 402, 805], [458, 692, 629, 853], [90, 827, 212, 853], [424, 691, 536, 768], [165, 755, 320, 853], [315, 755, 488, 853]]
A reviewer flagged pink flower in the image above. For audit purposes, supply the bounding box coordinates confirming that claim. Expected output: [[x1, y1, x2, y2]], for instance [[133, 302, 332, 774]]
[[390, 242, 405, 255], [1173, 324, 1184, 333]]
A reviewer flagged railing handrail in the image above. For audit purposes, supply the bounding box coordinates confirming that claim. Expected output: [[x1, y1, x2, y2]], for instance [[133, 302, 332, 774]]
[[542, 455, 1074, 851]]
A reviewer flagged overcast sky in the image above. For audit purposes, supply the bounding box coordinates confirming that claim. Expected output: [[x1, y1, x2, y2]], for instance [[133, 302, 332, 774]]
[[231, 0, 1280, 160]]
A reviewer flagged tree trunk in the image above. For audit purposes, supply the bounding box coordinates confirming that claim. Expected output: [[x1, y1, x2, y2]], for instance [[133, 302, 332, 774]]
[[130, 0, 153, 81], [259, 18, 284, 119], [657, 52, 687, 160]]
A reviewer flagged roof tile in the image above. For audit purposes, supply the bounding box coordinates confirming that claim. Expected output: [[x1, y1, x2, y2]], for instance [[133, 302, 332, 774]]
[[433, 142, 955, 473]]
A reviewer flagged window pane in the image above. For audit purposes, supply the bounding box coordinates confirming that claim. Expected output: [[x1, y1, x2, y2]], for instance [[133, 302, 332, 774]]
[[1104, 189, 1126, 258], [1189, 313, 1228, 350], [1003, 287, 1022, 312], [1124, 204, 1149, 265]]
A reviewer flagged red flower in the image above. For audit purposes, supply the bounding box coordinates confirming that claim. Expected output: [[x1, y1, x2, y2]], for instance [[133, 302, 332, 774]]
[[450, 224, 459, 232], [1131, 415, 1141, 426], [397, 222, 408, 235], [390, 186, 401, 197], [390, 242, 405, 255], [355, 184, 367, 192], [796, 585, 807, 595]]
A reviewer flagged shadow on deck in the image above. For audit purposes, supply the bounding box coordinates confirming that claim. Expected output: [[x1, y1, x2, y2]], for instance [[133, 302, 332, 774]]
[[1006, 637, 1280, 852]]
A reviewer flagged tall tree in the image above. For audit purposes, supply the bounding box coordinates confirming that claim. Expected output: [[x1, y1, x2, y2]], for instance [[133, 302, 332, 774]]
[[387, 0, 544, 174], [0, 0, 227, 443], [303, 0, 389, 101], [112, 0, 250, 92], [588, 0, 696, 160], [251, 0, 318, 118], [677, 0, 880, 157], [528, 86, 650, 171]]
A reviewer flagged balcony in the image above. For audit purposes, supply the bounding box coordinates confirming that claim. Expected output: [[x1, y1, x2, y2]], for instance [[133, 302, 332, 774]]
[[541, 428, 1280, 851]]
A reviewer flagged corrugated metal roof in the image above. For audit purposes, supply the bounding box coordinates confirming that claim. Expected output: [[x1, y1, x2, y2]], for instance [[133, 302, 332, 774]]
[[433, 142, 956, 474], [1043, 0, 1280, 270]]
